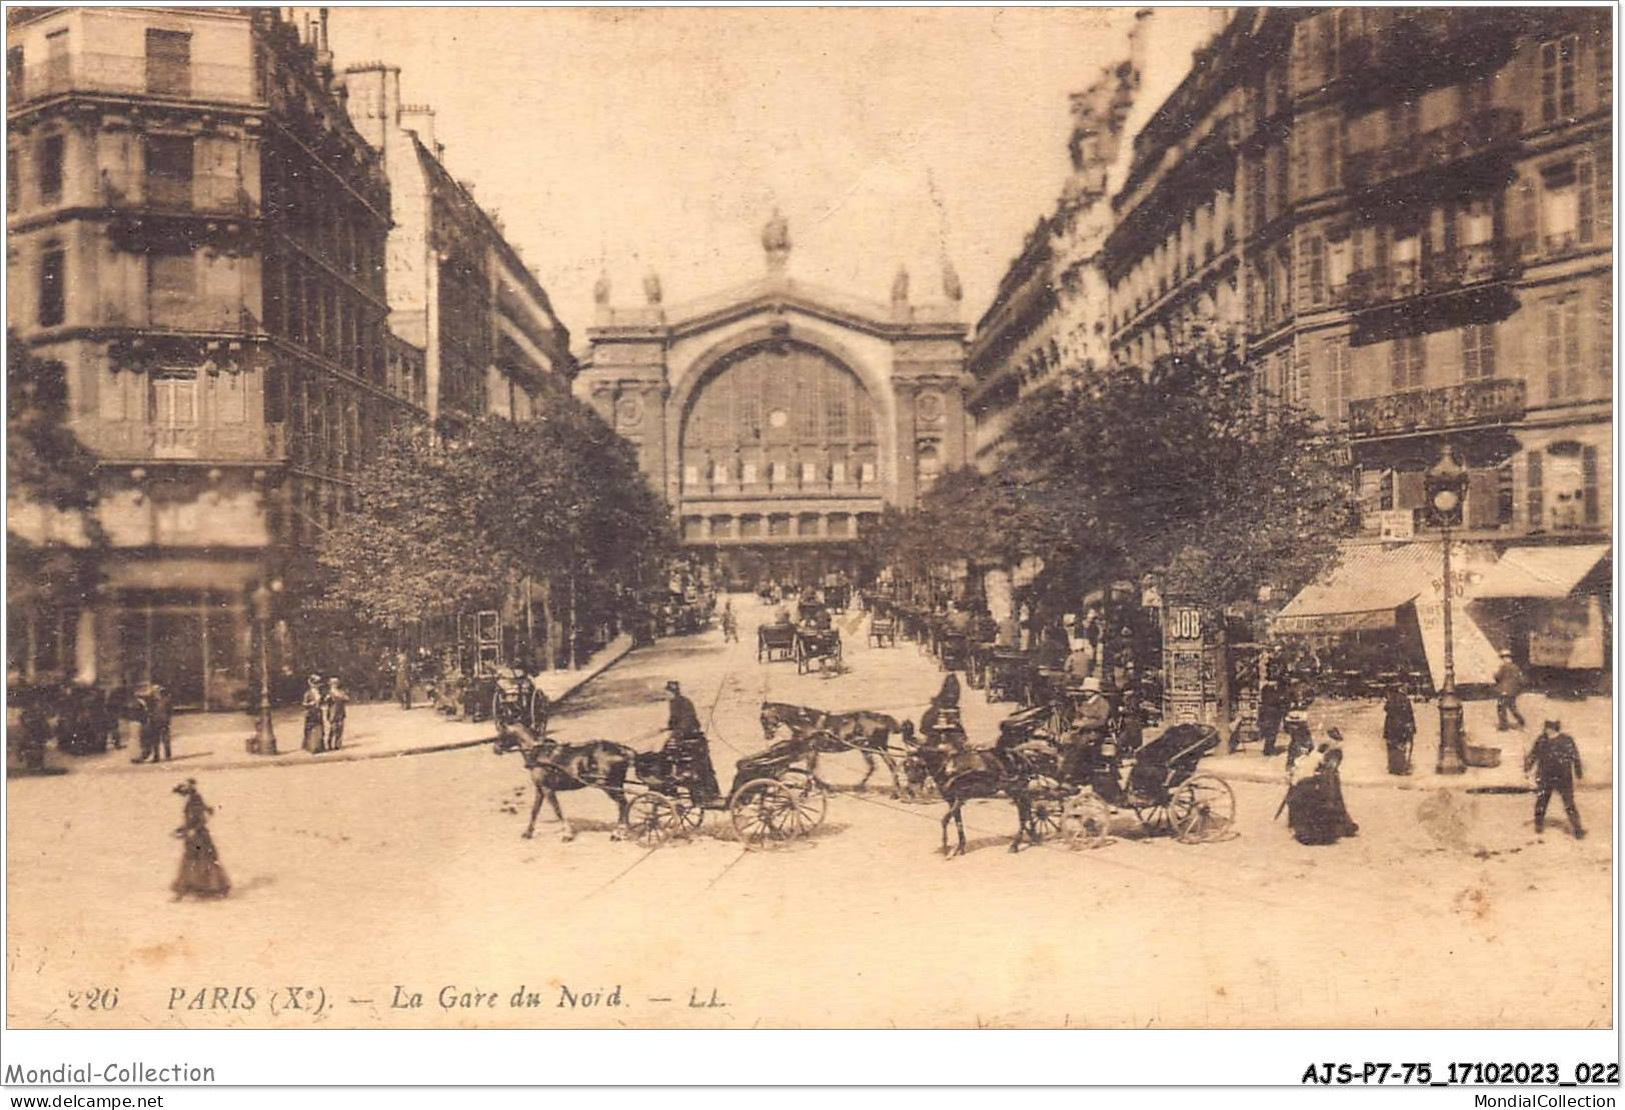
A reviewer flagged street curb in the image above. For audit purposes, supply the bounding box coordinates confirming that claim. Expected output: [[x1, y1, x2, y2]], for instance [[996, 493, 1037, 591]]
[[52, 639, 638, 777], [1210, 764, 1613, 792]]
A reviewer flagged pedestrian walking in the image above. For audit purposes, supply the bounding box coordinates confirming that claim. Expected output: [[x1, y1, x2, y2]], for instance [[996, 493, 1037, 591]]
[[1524, 719, 1585, 839], [323, 677, 349, 750], [1493, 650, 1527, 731], [1382, 686, 1416, 776], [149, 684, 172, 761], [301, 674, 326, 753], [1256, 675, 1286, 756], [171, 779, 230, 900], [395, 649, 412, 710]]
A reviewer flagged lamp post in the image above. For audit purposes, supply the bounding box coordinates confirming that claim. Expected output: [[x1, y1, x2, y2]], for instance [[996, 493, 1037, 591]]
[[248, 578, 283, 755], [1424, 448, 1470, 775]]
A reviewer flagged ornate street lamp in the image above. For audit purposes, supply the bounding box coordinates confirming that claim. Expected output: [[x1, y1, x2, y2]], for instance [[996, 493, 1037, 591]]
[[247, 577, 284, 755], [1424, 447, 1470, 775]]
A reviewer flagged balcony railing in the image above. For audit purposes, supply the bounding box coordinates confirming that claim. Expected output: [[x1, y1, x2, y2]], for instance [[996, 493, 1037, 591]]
[[1346, 378, 1526, 438], [12, 53, 259, 108], [103, 297, 256, 334], [1344, 108, 1523, 193], [107, 172, 258, 217], [1346, 239, 1520, 309]]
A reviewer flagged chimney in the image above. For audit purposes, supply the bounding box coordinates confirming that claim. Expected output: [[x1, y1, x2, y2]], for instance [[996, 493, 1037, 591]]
[[401, 104, 437, 155], [1127, 7, 1153, 85], [342, 63, 401, 156]]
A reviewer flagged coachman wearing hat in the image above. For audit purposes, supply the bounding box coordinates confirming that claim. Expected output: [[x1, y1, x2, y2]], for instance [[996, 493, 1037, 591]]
[[1524, 719, 1586, 839], [664, 681, 722, 806]]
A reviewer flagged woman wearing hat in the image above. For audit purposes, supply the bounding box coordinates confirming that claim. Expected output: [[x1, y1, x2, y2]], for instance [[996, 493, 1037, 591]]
[[301, 675, 326, 753], [172, 779, 230, 900]]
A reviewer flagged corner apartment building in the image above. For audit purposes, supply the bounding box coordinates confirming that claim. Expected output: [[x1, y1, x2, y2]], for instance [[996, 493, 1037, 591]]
[[6, 7, 415, 707], [342, 63, 575, 425], [1101, 8, 1612, 683]]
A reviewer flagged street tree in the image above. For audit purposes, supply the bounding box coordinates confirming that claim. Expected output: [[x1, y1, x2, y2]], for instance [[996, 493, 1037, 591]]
[[319, 393, 674, 670], [7, 329, 105, 676]]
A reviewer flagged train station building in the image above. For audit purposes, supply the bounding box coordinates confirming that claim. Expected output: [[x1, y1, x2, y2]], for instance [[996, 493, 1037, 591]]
[[578, 214, 971, 585]]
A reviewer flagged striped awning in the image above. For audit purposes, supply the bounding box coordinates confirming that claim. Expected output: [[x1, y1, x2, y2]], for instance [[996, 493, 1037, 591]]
[[1273, 544, 1443, 633], [1472, 544, 1610, 600]]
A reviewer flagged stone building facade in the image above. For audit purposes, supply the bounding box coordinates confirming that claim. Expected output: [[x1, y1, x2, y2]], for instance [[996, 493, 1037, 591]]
[[578, 216, 969, 583], [7, 7, 411, 707], [342, 62, 575, 425]]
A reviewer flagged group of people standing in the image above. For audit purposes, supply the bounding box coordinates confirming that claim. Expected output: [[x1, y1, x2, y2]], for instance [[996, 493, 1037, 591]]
[[300, 674, 349, 753]]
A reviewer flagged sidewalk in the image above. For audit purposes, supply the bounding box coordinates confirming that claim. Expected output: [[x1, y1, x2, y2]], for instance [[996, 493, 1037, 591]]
[[52, 635, 634, 777], [1203, 688, 1613, 792]]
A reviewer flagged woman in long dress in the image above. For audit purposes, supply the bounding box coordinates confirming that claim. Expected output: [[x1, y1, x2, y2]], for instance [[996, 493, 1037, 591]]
[[172, 780, 230, 900], [301, 674, 325, 753]]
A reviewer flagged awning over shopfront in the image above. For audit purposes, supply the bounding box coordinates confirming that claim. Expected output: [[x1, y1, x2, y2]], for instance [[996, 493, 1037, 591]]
[[1272, 544, 1440, 634], [1413, 598, 1503, 688], [1471, 544, 1610, 599]]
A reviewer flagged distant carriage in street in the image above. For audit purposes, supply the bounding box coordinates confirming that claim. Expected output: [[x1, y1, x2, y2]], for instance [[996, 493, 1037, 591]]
[[867, 612, 898, 648], [795, 627, 843, 674], [824, 583, 851, 613], [757, 622, 798, 663]]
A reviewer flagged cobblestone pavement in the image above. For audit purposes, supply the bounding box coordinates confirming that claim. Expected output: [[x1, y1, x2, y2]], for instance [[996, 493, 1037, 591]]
[[6, 594, 1611, 1030]]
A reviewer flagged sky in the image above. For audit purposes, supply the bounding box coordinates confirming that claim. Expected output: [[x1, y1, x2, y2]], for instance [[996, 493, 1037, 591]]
[[327, 7, 1218, 348]]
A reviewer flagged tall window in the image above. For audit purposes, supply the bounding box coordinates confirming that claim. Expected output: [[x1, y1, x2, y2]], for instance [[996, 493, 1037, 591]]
[[1390, 335, 1425, 391], [1324, 338, 1351, 423], [1327, 236, 1350, 296], [1306, 236, 1327, 306], [1461, 323, 1496, 381], [1597, 288, 1613, 385], [7, 46, 23, 101], [1541, 34, 1578, 124], [145, 29, 191, 96], [152, 372, 199, 458], [36, 133, 63, 203], [144, 134, 193, 209], [1545, 296, 1582, 400], [43, 28, 67, 87], [1320, 121, 1341, 193], [38, 247, 65, 326]]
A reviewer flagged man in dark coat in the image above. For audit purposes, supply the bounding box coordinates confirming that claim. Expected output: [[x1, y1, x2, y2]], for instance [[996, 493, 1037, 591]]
[[1524, 718, 1585, 839], [1493, 650, 1527, 731], [1382, 686, 1416, 775], [664, 681, 721, 805], [1256, 671, 1286, 757]]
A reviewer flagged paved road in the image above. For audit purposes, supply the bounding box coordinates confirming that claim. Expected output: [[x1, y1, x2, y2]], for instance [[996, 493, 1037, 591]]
[[6, 594, 1611, 1030]]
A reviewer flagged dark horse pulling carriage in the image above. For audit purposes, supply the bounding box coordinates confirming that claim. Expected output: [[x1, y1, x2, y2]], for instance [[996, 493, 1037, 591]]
[[905, 706, 1234, 856], [494, 719, 827, 850]]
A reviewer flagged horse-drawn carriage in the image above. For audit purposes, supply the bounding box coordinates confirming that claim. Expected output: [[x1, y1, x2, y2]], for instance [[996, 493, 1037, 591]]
[[795, 627, 843, 674], [621, 739, 829, 850], [757, 622, 798, 663], [905, 706, 1234, 855], [491, 666, 549, 732], [824, 583, 851, 613], [867, 612, 898, 648], [497, 720, 827, 851], [984, 649, 1031, 704], [937, 632, 970, 673]]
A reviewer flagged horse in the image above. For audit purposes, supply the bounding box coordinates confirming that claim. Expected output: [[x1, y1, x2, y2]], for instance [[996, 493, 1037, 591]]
[[496, 722, 636, 841], [907, 727, 1039, 857], [758, 702, 913, 794]]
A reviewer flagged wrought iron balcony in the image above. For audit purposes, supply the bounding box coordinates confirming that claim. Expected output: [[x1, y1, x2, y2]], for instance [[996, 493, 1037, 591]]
[[11, 53, 259, 109], [1346, 378, 1526, 438], [1344, 108, 1523, 194], [1346, 239, 1520, 310]]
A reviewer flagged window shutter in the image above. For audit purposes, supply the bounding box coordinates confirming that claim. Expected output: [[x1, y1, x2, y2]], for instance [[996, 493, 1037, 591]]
[[1508, 172, 1538, 257], [1526, 451, 1545, 531], [1582, 445, 1599, 525], [1545, 302, 1564, 400], [1564, 298, 1582, 396], [1395, 470, 1426, 511], [1577, 155, 1595, 243], [1467, 470, 1497, 530], [1595, 139, 1612, 242]]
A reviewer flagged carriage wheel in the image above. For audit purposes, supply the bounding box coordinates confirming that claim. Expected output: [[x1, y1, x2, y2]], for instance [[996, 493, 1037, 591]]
[[1132, 803, 1173, 834], [776, 768, 828, 830], [1061, 795, 1111, 850], [625, 791, 682, 848], [1026, 796, 1065, 842], [1169, 775, 1236, 843], [674, 798, 705, 834], [730, 779, 798, 850]]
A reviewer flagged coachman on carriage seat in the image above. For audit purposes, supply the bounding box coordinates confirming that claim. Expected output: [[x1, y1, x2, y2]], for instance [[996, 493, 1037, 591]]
[[665, 681, 723, 805]]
